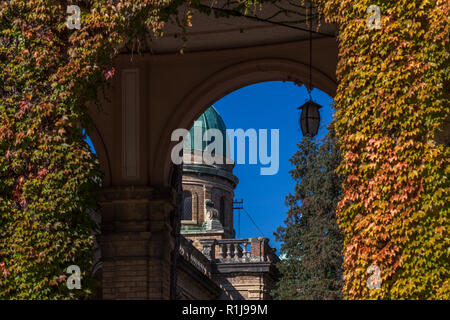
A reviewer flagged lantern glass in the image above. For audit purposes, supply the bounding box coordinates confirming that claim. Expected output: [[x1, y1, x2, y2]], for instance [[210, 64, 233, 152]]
[[298, 101, 321, 137]]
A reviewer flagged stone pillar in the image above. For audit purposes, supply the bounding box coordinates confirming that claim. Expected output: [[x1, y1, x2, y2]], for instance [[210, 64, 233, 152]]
[[99, 186, 177, 299], [250, 237, 269, 262]]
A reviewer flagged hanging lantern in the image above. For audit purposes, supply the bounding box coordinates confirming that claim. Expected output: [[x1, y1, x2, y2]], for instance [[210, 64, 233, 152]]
[[298, 101, 321, 137], [297, 2, 321, 138]]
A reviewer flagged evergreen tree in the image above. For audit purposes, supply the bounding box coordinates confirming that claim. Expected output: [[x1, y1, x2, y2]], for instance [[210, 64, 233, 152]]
[[273, 131, 344, 300]]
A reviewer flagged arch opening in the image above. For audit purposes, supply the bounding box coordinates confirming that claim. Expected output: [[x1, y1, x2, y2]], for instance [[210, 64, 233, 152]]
[[157, 58, 336, 185]]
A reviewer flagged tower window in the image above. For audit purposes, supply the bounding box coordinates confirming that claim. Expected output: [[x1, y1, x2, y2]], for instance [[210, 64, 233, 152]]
[[181, 191, 192, 220], [220, 196, 225, 226]]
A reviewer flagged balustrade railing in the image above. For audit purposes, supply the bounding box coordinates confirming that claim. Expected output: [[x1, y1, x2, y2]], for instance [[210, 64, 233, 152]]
[[200, 237, 278, 264]]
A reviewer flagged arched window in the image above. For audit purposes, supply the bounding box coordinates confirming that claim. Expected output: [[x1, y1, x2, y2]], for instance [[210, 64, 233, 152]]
[[181, 191, 192, 220], [219, 196, 225, 226]]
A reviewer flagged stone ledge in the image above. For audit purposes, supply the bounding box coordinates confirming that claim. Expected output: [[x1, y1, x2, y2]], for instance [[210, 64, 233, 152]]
[[214, 262, 274, 274], [100, 231, 152, 242]]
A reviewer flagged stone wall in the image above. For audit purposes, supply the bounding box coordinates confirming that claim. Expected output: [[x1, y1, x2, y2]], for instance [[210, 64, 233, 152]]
[[213, 272, 275, 300], [176, 236, 222, 300], [99, 186, 177, 299], [199, 237, 279, 300], [181, 170, 236, 238]]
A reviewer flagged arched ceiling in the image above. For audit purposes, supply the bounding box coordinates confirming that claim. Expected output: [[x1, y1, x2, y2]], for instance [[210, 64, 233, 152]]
[[134, 0, 337, 54]]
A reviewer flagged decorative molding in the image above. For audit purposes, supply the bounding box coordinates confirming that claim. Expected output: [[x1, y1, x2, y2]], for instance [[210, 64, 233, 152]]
[[121, 69, 140, 180]]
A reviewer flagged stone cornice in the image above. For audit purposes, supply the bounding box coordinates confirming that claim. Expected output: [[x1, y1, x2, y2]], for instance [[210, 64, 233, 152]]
[[182, 164, 238, 187]]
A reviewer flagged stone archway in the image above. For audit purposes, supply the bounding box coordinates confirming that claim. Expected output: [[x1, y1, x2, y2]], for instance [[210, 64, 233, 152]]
[[89, 23, 338, 300], [84, 122, 113, 187], [155, 57, 337, 186]]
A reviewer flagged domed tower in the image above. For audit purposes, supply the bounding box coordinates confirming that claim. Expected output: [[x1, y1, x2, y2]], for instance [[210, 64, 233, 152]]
[[180, 106, 238, 245]]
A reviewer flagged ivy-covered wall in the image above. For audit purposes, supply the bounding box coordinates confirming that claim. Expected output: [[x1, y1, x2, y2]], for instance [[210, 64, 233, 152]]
[[0, 0, 173, 299], [0, 0, 448, 299], [314, 0, 449, 299]]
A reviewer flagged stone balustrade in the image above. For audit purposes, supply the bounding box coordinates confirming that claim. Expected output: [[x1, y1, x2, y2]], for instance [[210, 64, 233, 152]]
[[199, 237, 278, 264]]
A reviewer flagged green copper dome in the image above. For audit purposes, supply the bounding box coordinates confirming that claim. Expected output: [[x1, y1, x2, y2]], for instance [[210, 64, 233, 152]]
[[183, 106, 228, 156]]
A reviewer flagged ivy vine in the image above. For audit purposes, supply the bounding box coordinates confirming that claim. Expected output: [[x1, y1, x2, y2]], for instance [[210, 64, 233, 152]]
[[0, 0, 448, 299]]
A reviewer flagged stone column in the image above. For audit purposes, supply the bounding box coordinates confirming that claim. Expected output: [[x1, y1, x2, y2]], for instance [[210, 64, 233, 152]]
[[99, 186, 177, 299], [250, 237, 269, 262]]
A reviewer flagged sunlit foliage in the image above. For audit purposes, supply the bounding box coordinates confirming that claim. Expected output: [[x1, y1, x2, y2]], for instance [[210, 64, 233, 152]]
[[0, 0, 448, 299]]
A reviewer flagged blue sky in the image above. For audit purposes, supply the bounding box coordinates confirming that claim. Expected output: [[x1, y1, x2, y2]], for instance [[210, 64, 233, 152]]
[[213, 81, 334, 253], [85, 81, 334, 253]]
